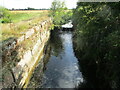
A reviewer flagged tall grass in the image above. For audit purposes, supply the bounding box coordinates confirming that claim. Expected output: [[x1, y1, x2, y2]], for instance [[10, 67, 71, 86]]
[[1, 10, 49, 42]]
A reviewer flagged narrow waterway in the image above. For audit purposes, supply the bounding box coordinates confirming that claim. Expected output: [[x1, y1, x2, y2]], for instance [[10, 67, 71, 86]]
[[28, 23, 120, 89], [41, 31, 83, 88], [28, 30, 83, 88]]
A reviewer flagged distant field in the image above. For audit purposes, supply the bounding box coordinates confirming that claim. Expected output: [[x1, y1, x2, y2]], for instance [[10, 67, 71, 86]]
[[1, 10, 50, 42], [9, 10, 49, 23], [10, 10, 49, 13]]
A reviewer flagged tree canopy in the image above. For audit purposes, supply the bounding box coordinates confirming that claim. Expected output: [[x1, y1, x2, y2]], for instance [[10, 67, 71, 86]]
[[73, 2, 120, 88], [50, 0, 72, 25]]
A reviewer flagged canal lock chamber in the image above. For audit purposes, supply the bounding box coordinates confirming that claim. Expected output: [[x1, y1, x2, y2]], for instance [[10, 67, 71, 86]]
[[27, 27, 84, 88]]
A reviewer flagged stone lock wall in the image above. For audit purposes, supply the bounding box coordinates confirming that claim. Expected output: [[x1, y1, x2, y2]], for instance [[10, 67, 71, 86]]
[[1, 18, 53, 88]]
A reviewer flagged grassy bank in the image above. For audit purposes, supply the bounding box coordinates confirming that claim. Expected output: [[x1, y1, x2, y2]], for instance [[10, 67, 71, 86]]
[[1, 10, 49, 42], [9, 10, 48, 23]]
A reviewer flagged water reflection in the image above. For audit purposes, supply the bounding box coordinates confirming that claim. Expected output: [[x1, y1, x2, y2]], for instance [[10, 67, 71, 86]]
[[28, 28, 120, 89], [41, 30, 83, 88], [49, 29, 64, 57], [28, 30, 83, 88]]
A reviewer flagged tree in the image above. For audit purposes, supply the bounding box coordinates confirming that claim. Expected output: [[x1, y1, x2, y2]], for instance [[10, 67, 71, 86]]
[[50, 0, 68, 25], [73, 2, 120, 88]]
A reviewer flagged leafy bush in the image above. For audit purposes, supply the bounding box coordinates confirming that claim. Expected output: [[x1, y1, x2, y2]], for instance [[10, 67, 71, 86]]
[[62, 10, 73, 23], [0, 6, 11, 23]]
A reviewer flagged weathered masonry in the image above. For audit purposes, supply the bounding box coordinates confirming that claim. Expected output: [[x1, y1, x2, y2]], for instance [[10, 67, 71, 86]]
[[1, 18, 53, 88]]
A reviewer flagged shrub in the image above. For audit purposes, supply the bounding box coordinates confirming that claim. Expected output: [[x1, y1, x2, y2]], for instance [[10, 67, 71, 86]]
[[0, 6, 11, 23]]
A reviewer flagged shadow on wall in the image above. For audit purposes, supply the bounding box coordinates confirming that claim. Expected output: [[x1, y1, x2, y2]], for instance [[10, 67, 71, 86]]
[[27, 28, 64, 88], [1, 37, 21, 88], [27, 41, 52, 88]]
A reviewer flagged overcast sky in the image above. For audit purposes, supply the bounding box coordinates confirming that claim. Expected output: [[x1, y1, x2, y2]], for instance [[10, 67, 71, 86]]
[[0, 0, 78, 9]]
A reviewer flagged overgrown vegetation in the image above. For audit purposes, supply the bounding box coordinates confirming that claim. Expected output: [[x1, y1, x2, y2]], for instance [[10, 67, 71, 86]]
[[73, 2, 120, 88], [0, 6, 11, 23], [50, 0, 73, 26], [0, 6, 48, 23], [1, 9, 49, 42]]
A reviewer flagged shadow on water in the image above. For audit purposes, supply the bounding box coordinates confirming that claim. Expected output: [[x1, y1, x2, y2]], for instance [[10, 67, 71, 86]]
[[49, 28, 64, 57], [27, 29, 64, 88]]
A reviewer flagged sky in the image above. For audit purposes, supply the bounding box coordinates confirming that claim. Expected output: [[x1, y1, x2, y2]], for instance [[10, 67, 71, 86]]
[[0, 0, 78, 9]]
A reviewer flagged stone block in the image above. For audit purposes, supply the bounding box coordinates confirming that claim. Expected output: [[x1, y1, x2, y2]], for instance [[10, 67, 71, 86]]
[[25, 29, 34, 39], [17, 35, 25, 44], [34, 26, 40, 32]]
